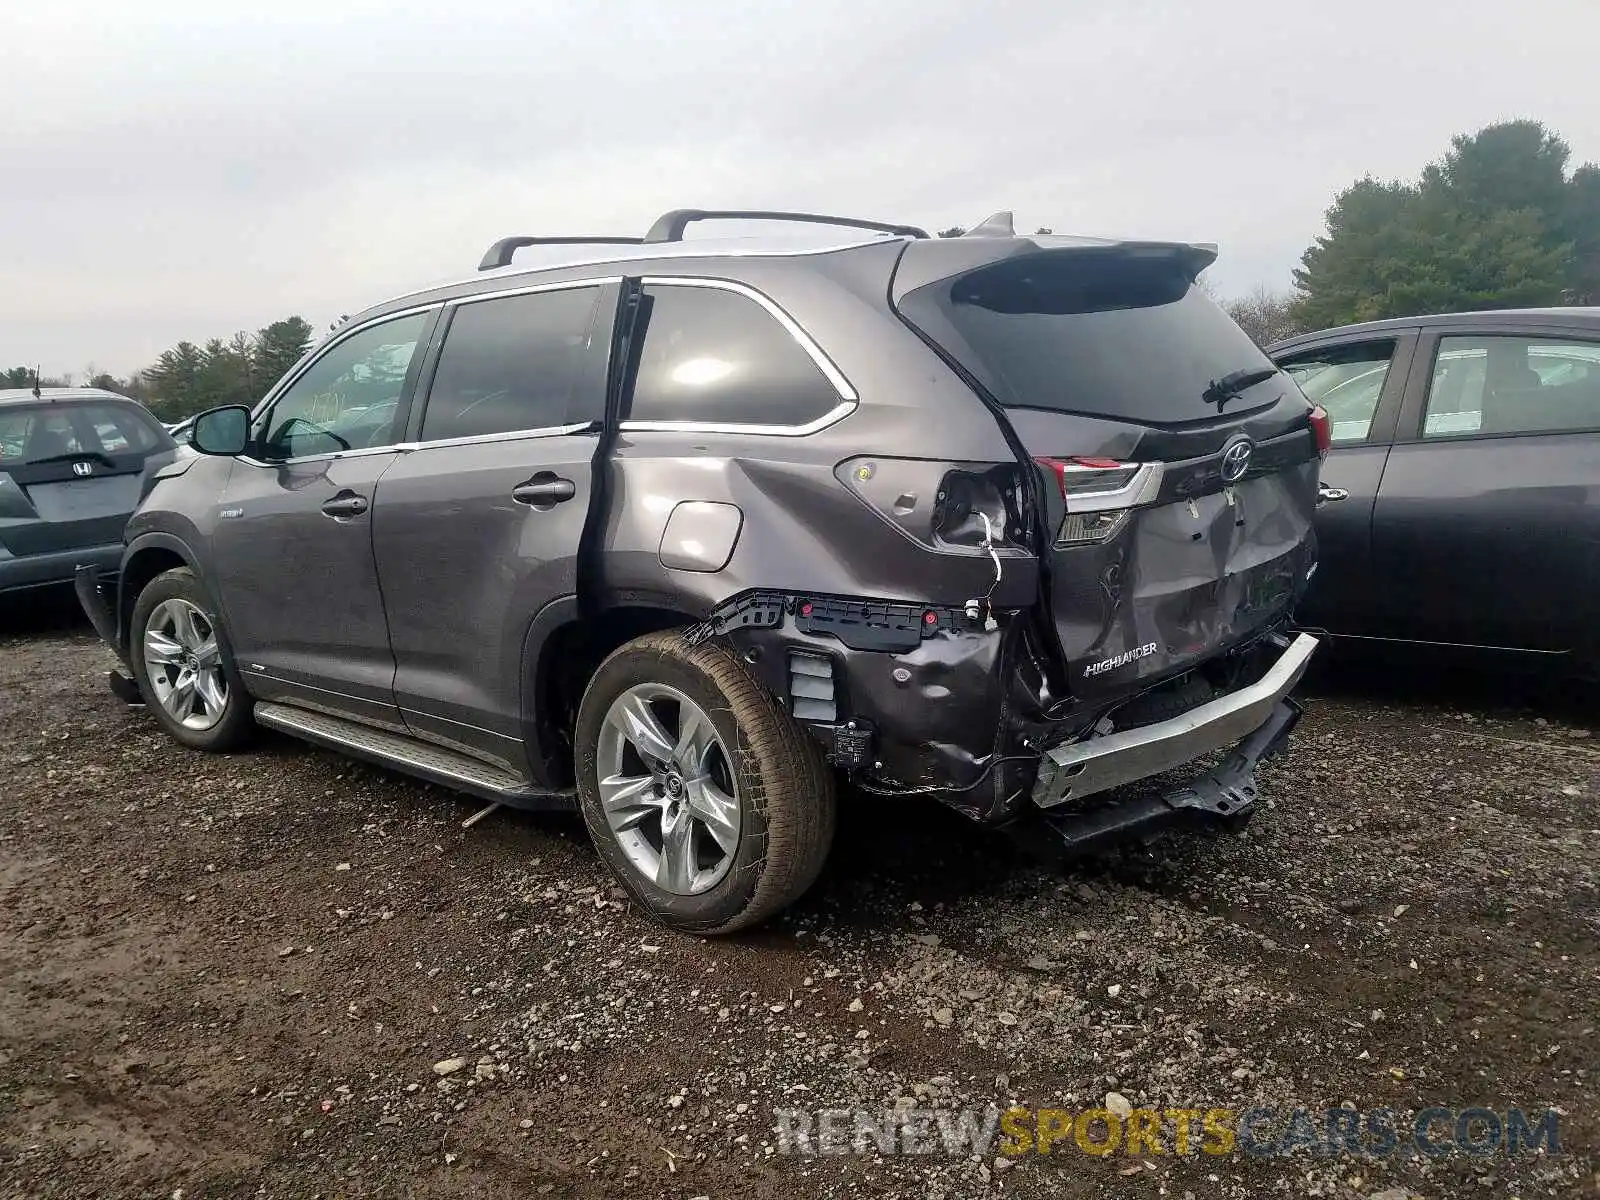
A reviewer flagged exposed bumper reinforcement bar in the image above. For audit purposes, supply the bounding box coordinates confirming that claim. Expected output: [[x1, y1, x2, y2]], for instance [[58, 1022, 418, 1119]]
[[1031, 632, 1318, 810], [1023, 696, 1302, 858]]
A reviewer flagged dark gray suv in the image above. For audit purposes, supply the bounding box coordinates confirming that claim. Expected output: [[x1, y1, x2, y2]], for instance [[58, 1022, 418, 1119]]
[[2, 388, 176, 596], [78, 208, 1326, 933]]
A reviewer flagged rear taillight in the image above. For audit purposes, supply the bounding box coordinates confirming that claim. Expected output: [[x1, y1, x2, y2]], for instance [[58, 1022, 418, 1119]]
[[1034, 456, 1164, 546], [1309, 405, 1331, 457]]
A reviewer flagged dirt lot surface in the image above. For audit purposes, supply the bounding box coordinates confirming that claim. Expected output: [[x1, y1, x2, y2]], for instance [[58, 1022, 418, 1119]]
[[1, 597, 1596, 1199]]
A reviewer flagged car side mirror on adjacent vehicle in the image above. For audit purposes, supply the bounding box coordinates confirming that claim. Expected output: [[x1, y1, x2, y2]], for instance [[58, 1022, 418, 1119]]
[[188, 405, 252, 456]]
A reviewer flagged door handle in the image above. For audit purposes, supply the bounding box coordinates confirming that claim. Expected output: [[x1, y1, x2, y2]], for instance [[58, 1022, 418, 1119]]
[[1317, 483, 1350, 506], [512, 474, 577, 508], [321, 492, 370, 518]]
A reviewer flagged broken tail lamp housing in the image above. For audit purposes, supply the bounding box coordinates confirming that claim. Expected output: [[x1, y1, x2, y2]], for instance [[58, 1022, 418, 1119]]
[[1309, 405, 1332, 456], [1035, 456, 1164, 546]]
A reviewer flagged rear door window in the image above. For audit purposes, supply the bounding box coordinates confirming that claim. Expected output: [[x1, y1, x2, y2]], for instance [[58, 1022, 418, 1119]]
[[1423, 334, 1600, 438], [419, 286, 605, 442], [895, 251, 1283, 425], [625, 282, 846, 429], [1277, 340, 1398, 445]]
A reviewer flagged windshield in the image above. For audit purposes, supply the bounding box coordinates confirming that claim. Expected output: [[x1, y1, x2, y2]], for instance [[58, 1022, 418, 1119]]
[[895, 250, 1280, 425]]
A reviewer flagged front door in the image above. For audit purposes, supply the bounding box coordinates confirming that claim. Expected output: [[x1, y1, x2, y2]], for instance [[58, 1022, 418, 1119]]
[[209, 309, 437, 726], [370, 282, 613, 777]]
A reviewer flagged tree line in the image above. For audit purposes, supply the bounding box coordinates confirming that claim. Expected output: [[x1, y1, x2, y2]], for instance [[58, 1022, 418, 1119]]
[[5, 316, 315, 424], [1235, 118, 1598, 344]]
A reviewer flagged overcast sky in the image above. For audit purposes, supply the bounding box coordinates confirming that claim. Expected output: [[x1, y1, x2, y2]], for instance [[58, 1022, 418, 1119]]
[[3, 0, 1597, 377]]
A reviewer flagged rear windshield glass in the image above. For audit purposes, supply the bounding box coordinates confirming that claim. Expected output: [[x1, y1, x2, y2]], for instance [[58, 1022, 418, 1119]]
[[0, 402, 169, 466], [896, 251, 1280, 425]]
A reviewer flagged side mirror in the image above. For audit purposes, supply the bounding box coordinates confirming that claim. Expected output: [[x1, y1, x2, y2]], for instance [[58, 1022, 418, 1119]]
[[189, 406, 251, 456]]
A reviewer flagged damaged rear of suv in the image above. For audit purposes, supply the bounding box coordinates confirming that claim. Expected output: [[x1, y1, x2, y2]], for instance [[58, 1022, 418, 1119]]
[[78, 208, 1323, 935]]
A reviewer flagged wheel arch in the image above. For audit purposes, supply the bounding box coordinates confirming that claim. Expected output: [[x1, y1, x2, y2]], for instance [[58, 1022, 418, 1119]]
[[522, 597, 701, 787], [118, 534, 205, 648]]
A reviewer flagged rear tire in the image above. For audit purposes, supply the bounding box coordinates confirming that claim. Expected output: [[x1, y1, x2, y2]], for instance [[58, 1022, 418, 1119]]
[[575, 630, 836, 935], [130, 567, 255, 752]]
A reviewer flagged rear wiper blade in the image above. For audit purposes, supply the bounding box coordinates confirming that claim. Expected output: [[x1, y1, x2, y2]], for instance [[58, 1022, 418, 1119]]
[[1202, 367, 1278, 410]]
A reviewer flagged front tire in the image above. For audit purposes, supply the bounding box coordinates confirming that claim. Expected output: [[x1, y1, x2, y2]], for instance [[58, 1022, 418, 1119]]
[[575, 630, 836, 935], [130, 566, 255, 751]]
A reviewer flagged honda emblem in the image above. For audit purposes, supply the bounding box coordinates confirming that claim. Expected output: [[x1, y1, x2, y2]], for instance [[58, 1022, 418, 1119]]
[[71, 461, 94, 477]]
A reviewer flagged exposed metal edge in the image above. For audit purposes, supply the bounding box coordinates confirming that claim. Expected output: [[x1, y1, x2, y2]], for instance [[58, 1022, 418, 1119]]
[[254, 702, 574, 809], [1034, 633, 1319, 808]]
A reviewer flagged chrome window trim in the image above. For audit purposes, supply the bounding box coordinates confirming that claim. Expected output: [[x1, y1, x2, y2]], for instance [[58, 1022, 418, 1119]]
[[237, 443, 400, 468], [445, 276, 620, 307], [620, 402, 858, 438], [237, 421, 597, 468], [617, 275, 858, 437], [399, 421, 597, 452]]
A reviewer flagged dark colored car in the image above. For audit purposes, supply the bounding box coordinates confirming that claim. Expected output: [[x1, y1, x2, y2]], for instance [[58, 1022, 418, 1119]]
[[1269, 308, 1600, 672], [78, 208, 1326, 933], [0, 388, 176, 596]]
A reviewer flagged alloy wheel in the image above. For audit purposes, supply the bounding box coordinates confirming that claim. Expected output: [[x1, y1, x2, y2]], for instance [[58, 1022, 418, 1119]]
[[142, 598, 230, 731], [595, 683, 741, 895]]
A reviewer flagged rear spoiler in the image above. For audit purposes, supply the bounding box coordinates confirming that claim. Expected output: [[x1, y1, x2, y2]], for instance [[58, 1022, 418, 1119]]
[[890, 236, 1219, 303]]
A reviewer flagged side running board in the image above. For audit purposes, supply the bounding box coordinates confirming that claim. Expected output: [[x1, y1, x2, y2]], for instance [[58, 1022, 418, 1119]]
[[254, 702, 575, 811]]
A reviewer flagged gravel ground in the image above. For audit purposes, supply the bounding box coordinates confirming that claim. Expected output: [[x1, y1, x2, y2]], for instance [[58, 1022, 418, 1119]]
[[1, 595, 1596, 1199]]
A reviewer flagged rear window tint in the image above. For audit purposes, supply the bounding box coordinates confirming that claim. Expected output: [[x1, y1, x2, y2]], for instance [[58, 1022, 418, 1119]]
[[0, 402, 167, 465], [626, 283, 844, 428], [896, 251, 1281, 425]]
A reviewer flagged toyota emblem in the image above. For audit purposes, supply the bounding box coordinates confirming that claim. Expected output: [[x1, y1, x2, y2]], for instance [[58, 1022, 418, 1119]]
[[1219, 436, 1253, 484], [71, 461, 94, 477]]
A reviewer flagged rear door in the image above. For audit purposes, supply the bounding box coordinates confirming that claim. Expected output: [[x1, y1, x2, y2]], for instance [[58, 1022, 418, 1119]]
[[370, 281, 614, 778], [0, 400, 173, 557], [1270, 330, 1418, 635], [1369, 325, 1600, 652], [893, 243, 1323, 702]]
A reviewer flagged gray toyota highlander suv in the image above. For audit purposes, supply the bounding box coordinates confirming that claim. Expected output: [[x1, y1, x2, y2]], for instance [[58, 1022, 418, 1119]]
[[78, 208, 1327, 933]]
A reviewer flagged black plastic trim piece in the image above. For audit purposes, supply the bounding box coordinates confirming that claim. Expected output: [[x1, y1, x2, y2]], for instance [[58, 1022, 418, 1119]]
[[690, 590, 979, 653]]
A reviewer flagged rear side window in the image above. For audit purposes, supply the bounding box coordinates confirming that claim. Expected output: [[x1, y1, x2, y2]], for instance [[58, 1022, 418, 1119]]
[[0, 402, 167, 466], [1424, 334, 1600, 438], [1277, 340, 1398, 444], [420, 286, 604, 442], [896, 251, 1281, 425], [625, 283, 844, 428]]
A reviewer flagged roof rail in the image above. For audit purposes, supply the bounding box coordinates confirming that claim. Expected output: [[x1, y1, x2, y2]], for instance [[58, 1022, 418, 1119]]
[[478, 236, 644, 271], [642, 209, 929, 244]]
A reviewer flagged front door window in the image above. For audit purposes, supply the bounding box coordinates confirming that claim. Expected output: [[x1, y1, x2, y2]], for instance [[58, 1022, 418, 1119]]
[[258, 313, 429, 459]]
